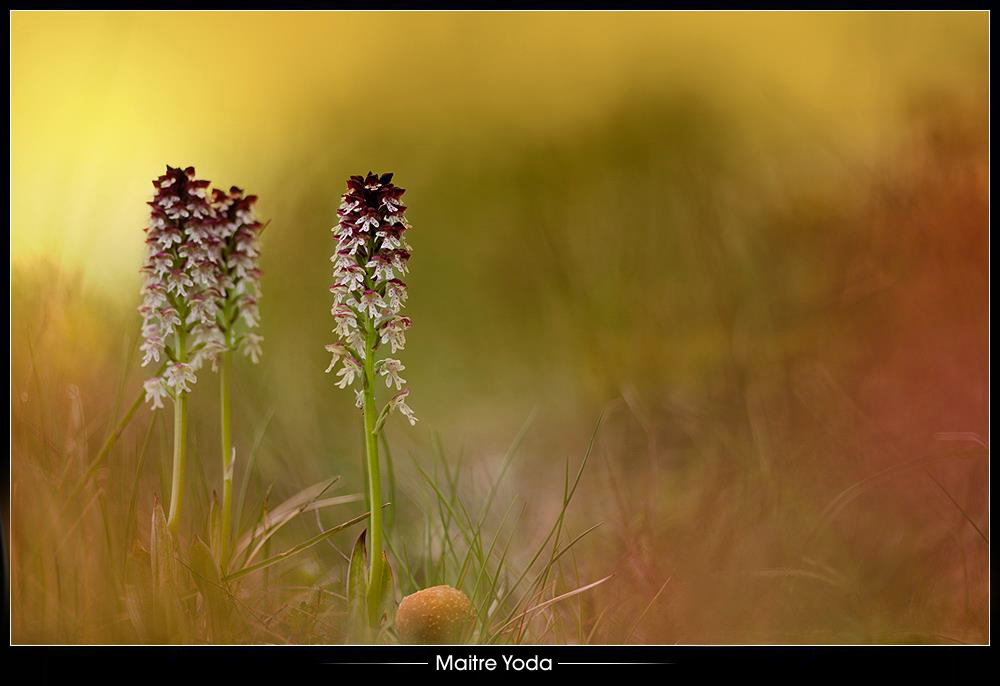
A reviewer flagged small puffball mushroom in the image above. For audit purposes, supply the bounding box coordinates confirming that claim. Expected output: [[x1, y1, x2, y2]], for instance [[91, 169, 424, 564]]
[[395, 585, 473, 644]]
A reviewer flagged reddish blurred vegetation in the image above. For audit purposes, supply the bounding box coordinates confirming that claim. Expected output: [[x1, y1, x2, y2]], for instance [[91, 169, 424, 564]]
[[577, 100, 988, 644]]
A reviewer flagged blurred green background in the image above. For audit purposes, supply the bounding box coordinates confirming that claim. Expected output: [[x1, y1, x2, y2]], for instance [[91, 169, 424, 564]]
[[10, 11, 989, 643]]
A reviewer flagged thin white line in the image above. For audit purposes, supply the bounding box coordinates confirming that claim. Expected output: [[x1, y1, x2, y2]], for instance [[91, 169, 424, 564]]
[[558, 662, 670, 665], [326, 662, 430, 665]]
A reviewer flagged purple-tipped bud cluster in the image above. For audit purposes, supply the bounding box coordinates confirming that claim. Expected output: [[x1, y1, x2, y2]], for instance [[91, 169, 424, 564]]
[[139, 165, 265, 408], [326, 172, 416, 424]]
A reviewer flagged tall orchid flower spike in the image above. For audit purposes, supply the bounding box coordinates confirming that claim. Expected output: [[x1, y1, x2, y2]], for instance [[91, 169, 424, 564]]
[[326, 171, 415, 627], [208, 185, 265, 566], [139, 165, 266, 540], [140, 165, 216, 534]]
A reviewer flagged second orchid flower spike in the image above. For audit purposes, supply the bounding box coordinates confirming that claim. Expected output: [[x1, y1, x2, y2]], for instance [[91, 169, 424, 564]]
[[326, 171, 416, 629]]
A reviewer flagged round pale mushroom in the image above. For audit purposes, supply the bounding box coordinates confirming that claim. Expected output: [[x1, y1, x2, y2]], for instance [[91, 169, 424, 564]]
[[395, 585, 473, 644]]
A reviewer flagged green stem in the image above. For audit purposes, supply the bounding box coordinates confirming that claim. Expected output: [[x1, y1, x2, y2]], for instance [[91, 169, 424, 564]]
[[362, 324, 384, 626], [219, 349, 234, 570], [166, 332, 188, 536]]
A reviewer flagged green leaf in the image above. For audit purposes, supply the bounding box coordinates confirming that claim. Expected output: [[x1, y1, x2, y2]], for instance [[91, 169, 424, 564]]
[[189, 536, 229, 642], [375, 550, 395, 622], [208, 492, 222, 562], [149, 497, 175, 590], [189, 536, 219, 582], [347, 529, 368, 629], [149, 497, 184, 638], [123, 540, 153, 641]]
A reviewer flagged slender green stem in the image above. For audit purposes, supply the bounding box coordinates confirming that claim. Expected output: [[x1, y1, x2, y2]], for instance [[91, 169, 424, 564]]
[[219, 349, 234, 570], [166, 332, 188, 536], [362, 324, 384, 626]]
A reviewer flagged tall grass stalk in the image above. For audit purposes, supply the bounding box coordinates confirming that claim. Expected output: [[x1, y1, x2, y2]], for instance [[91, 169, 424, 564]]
[[166, 330, 188, 534]]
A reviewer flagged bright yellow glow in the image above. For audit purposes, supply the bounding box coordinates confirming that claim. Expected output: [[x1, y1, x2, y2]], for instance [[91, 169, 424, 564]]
[[11, 11, 987, 294]]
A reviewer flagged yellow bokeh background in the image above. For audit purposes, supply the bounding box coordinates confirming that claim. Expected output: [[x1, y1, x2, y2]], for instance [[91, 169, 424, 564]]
[[11, 11, 986, 293]]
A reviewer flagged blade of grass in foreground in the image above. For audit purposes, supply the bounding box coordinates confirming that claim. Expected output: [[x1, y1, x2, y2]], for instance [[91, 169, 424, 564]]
[[224, 508, 373, 582], [235, 407, 275, 536], [492, 411, 605, 630], [232, 477, 340, 563], [489, 574, 615, 640]]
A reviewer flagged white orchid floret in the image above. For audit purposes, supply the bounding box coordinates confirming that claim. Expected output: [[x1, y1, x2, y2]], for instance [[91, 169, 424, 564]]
[[158, 194, 180, 209], [143, 377, 169, 410], [140, 334, 164, 367], [332, 306, 358, 337], [324, 342, 350, 373], [163, 362, 197, 395], [357, 210, 380, 232], [166, 268, 194, 296], [389, 249, 410, 275], [381, 195, 402, 213], [157, 226, 183, 248], [237, 269, 262, 298], [332, 249, 356, 271], [336, 355, 363, 389], [236, 207, 255, 225], [191, 259, 219, 288], [241, 332, 264, 364], [140, 283, 169, 308], [189, 325, 228, 371], [239, 296, 260, 327], [377, 232, 402, 250], [150, 251, 174, 276], [337, 264, 366, 289], [227, 251, 255, 279], [367, 252, 395, 281], [348, 330, 367, 358], [235, 238, 259, 260], [379, 316, 411, 353], [157, 306, 182, 331], [166, 204, 191, 221], [337, 228, 366, 255], [185, 294, 216, 325], [385, 279, 407, 312], [358, 290, 385, 319], [388, 388, 418, 426], [376, 358, 406, 390], [329, 284, 350, 306], [186, 222, 211, 244]]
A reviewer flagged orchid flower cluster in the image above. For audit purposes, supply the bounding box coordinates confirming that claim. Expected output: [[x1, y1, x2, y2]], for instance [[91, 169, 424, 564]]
[[139, 166, 264, 409], [328, 171, 417, 629], [326, 171, 417, 426]]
